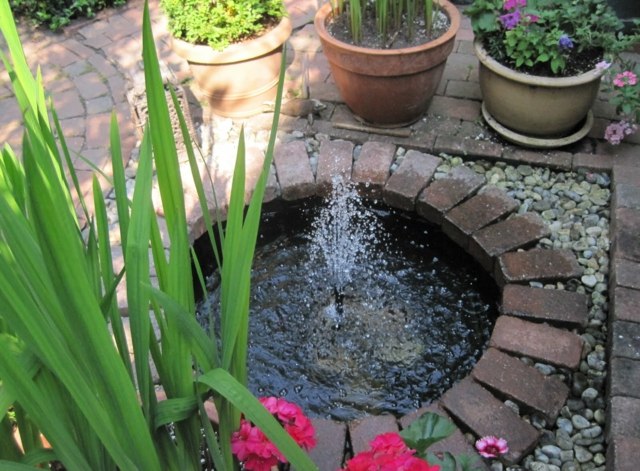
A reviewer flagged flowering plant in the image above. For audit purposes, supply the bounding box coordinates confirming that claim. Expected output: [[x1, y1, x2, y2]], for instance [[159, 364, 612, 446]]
[[466, 0, 640, 144], [341, 413, 494, 471], [465, 0, 639, 76], [600, 60, 640, 144], [231, 397, 317, 471]]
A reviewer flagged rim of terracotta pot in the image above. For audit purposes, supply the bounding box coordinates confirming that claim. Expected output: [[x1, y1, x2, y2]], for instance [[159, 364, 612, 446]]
[[171, 16, 292, 65], [314, 0, 460, 60], [473, 39, 607, 87]]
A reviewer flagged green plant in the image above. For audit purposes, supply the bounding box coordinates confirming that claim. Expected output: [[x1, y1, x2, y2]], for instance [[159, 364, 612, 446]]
[[9, 0, 126, 30], [466, 0, 640, 76], [160, 0, 286, 51], [0, 0, 318, 469], [330, 0, 440, 44]]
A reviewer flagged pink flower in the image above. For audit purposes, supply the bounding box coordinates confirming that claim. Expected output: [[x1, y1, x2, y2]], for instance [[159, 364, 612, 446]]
[[595, 61, 612, 72], [525, 13, 539, 23], [370, 433, 410, 455], [231, 397, 316, 470], [605, 121, 638, 145], [503, 0, 526, 10], [475, 436, 509, 458], [613, 71, 638, 87]]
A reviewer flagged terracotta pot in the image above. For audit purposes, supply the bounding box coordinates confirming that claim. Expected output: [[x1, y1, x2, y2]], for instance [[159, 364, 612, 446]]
[[474, 40, 605, 139], [314, 1, 460, 127], [171, 17, 292, 118]]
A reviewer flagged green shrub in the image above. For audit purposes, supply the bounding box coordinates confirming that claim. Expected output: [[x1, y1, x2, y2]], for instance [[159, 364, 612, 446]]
[[160, 0, 286, 51], [9, 0, 127, 30]]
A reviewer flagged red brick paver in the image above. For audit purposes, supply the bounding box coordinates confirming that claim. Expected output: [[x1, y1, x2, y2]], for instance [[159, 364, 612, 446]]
[[490, 316, 584, 369]]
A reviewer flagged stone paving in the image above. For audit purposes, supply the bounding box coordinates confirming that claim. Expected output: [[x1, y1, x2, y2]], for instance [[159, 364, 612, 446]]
[[1, 0, 639, 470]]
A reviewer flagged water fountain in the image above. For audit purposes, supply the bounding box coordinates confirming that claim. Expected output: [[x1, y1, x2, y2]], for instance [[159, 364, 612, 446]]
[[196, 179, 498, 421]]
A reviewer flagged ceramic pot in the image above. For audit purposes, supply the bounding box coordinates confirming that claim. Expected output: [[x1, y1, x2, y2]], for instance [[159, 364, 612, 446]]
[[474, 40, 605, 142], [314, 1, 460, 127], [171, 17, 292, 118]]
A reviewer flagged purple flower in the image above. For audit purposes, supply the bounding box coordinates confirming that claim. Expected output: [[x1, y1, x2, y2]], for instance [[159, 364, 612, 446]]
[[605, 121, 638, 145], [558, 34, 574, 50], [499, 10, 522, 29]]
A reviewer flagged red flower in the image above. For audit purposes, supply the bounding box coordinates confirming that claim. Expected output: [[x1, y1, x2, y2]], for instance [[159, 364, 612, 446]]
[[341, 432, 440, 471]]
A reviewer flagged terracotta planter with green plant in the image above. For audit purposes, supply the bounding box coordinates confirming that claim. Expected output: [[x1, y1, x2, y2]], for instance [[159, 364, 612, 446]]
[[314, 0, 460, 127], [466, 0, 640, 147], [161, 0, 291, 118]]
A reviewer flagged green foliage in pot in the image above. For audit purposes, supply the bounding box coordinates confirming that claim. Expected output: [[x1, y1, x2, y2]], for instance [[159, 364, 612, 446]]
[[0, 0, 317, 469], [160, 0, 286, 51], [9, 0, 126, 30], [330, 0, 440, 44], [465, 0, 639, 76]]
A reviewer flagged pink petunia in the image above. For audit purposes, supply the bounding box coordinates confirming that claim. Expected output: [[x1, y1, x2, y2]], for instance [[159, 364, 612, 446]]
[[613, 71, 638, 87], [475, 436, 509, 458], [503, 0, 526, 10]]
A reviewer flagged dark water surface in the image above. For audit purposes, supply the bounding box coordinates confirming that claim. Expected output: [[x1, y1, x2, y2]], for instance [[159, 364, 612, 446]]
[[196, 199, 499, 420]]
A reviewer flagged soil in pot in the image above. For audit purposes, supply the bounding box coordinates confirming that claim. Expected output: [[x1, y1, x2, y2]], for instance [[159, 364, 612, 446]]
[[327, 9, 451, 49]]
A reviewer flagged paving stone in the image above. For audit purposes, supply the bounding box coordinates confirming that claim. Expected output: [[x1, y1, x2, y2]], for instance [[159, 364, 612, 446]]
[[489, 316, 584, 370], [502, 148, 572, 171], [442, 187, 519, 250], [606, 396, 640, 443], [399, 403, 489, 470], [610, 258, 640, 290], [609, 357, 640, 400], [299, 418, 346, 471], [73, 71, 110, 100], [472, 348, 569, 422], [352, 141, 395, 199], [446, 80, 483, 100], [273, 140, 316, 200], [611, 208, 640, 262], [416, 165, 485, 225], [502, 284, 589, 328], [383, 150, 441, 212], [428, 95, 481, 121], [496, 248, 583, 287], [613, 164, 640, 187], [610, 320, 640, 361], [84, 112, 113, 149], [46, 42, 81, 68], [433, 135, 504, 160], [440, 377, 540, 464], [53, 89, 85, 120], [86, 95, 115, 115], [606, 436, 640, 471], [316, 139, 354, 194], [469, 213, 550, 271], [348, 414, 399, 455], [613, 184, 640, 211], [572, 152, 615, 172], [611, 287, 640, 323]]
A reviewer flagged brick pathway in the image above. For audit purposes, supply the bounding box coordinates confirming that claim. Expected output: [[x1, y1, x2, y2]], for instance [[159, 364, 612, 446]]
[[1, 0, 639, 469]]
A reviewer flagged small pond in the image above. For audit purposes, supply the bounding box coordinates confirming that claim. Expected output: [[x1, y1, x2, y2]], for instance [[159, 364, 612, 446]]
[[195, 192, 499, 421]]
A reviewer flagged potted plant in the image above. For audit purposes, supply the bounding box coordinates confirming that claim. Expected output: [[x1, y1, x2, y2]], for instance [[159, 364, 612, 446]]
[[161, 0, 292, 118], [314, 0, 461, 127], [466, 0, 640, 147]]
